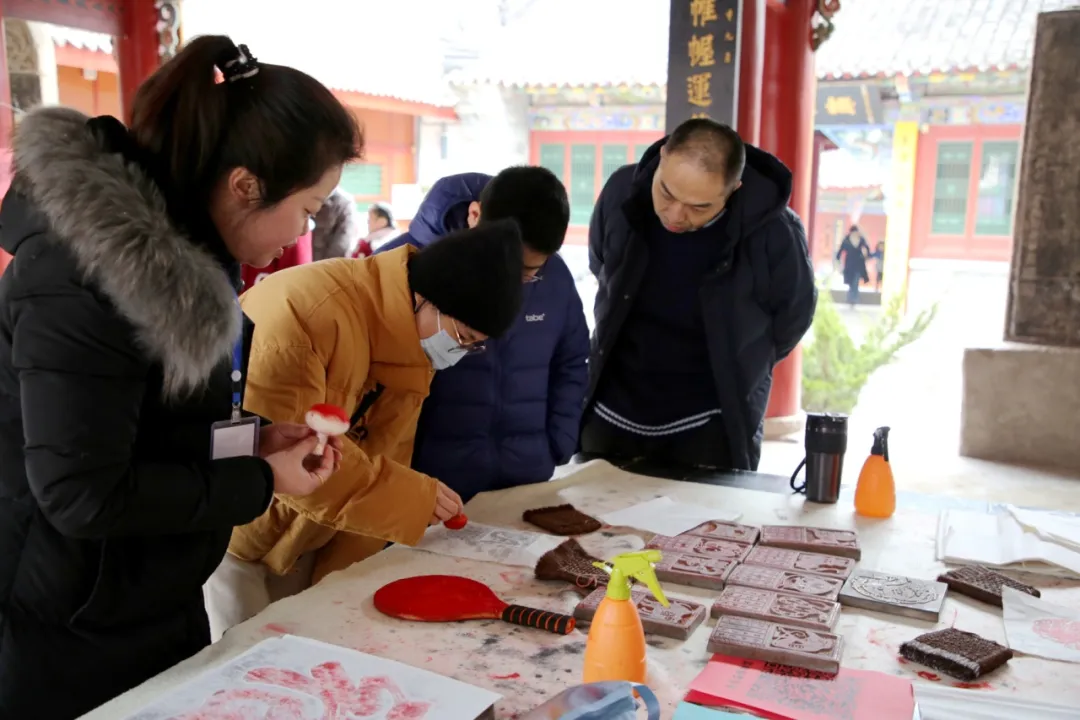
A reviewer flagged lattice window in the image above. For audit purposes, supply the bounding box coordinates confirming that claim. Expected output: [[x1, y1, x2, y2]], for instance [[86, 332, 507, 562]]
[[974, 141, 1019, 236], [601, 144, 630, 185], [340, 163, 384, 199], [569, 145, 597, 225], [538, 143, 566, 183], [930, 141, 973, 235]]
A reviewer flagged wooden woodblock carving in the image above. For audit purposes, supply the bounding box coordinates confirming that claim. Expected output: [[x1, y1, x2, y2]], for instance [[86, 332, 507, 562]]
[[646, 534, 752, 563], [684, 520, 760, 545], [652, 550, 737, 590], [710, 585, 841, 631], [727, 564, 844, 601], [839, 569, 948, 621], [744, 546, 857, 580], [708, 615, 844, 674], [574, 586, 706, 640], [759, 525, 862, 560]]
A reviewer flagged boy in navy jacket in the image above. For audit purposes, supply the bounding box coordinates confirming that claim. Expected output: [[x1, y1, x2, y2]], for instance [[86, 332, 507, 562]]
[[379, 167, 588, 502]]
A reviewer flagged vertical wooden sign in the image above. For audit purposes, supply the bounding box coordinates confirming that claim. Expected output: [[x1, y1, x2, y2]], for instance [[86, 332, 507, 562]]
[[666, 0, 742, 132]]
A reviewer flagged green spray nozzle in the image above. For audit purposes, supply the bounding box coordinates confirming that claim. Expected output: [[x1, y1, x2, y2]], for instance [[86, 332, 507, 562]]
[[592, 550, 669, 607]]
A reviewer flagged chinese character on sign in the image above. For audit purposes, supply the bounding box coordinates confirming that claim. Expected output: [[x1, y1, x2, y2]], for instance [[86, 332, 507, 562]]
[[688, 34, 716, 67], [687, 72, 713, 107], [724, 51, 732, 64], [824, 95, 858, 116], [690, 0, 718, 27], [725, 7, 735, 22], [725, 31, 735, 41], [691, 112, 711, 119]]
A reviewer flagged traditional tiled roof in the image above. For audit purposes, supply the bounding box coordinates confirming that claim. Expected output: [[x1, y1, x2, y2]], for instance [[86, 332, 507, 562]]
[[180, 0, 455, 108], [449, 0, 669, 87], [453, 0, 1078, 88], [817, 0, 1080, 80], [50, 26, 113, 54]]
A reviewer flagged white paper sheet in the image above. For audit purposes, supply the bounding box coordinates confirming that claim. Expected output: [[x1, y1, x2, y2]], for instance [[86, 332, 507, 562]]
[[1007, 506, 1080, 553], [600, 496, 741, 536], [937, 510, 1080, 578], [1002, 586, 1080, 663], [410, 522, 562, 567], [124, 635, 500, 720]]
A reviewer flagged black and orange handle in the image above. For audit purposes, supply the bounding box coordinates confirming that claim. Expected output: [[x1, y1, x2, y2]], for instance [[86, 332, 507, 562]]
[[501, 604, 576, 635]]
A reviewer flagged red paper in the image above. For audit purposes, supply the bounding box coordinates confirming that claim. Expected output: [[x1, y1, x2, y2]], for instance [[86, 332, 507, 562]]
[[685, 655, 914, 720]]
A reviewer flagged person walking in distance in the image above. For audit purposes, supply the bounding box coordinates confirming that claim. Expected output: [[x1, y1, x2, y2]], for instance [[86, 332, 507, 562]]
[[836, 225, 870, 307], [582, 118, 816, 472]]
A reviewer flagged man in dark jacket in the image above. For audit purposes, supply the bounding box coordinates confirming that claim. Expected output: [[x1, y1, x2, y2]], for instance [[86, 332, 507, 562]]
[[377, 168, 589, 502], [583, 118, 816, 471]]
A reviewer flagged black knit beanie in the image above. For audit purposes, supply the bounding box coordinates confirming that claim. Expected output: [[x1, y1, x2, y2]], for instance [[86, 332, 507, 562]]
[[407, 218, 524, 338]]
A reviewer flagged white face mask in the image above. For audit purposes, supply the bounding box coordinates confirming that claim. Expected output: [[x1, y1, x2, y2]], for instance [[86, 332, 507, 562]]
[[419, 310, 468, 370]]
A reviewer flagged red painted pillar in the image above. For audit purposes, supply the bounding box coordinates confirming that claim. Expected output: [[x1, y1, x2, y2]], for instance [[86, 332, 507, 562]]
[[737, 0, 765, 145], [760, 0, 816, 428], [117, 0, 163, 124], [807, 131, 829, 259]]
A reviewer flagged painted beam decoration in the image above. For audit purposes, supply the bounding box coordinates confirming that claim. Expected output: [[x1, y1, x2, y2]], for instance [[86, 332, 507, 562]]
[[666, 0, 741, 131]]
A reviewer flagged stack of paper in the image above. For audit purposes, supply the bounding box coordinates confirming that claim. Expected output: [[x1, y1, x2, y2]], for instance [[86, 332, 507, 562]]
[[936, 510, 1080, 579]]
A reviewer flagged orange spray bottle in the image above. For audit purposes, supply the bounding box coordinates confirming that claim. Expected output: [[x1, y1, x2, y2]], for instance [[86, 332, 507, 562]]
[[582, 550, 668, 684], [854, 426, 895, 518]]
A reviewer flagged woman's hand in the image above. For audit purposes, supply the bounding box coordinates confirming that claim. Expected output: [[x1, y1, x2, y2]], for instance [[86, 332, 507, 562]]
[[429, 481, 464, 525], [260, 423, 343, 471], [265, 434, 337, 497]]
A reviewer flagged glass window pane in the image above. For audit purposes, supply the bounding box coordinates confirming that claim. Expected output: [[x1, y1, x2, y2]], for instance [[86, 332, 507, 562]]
[[632, 144, 649, 163], [930, 141, 973, 235], [539, 143, 565, 183], [601, 144, 629, 185], [974, 141, 1019, 236], [569, 144, 597, 226], [340, 163, 384, 197]]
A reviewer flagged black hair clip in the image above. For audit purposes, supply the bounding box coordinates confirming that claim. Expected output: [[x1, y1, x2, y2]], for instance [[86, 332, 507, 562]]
[[221, 43, 259, 83]]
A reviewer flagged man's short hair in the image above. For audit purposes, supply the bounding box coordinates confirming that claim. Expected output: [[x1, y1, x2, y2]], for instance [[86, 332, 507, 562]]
[[665, 118, 746, 189], [478, 165, 570, 255]]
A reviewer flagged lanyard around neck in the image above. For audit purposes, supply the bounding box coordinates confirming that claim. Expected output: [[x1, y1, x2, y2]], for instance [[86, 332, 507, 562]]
[[231, 299, 244, 422]]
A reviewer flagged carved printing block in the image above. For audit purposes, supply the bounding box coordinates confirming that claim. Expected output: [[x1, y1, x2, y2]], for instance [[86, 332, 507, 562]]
[[707, 615, 843, 674], [759, 525, 862, 560], [711, 585, 840, 631], [646, 534, 752, 562], [727, 564, 844, 600], [744, 546, 856, 579]]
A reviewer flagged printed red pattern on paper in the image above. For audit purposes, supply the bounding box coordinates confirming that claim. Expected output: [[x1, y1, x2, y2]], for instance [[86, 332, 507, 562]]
[[744, 663, 860, 719], [180, 661, 431, 719], [1032, 619, 1080, 650]]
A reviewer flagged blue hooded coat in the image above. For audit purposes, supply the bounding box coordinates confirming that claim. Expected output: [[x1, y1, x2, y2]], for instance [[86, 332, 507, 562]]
[[377, 173, 590, 502]]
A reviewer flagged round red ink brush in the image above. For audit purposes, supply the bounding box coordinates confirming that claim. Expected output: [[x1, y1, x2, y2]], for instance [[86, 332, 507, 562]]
[[305, 403, 349, 455], [444, 514, 468, 530]]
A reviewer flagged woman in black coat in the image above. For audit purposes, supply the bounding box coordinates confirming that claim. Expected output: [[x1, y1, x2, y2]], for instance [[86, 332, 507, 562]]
[[836, 225, 870, 307], [0, 36, 359, 718]]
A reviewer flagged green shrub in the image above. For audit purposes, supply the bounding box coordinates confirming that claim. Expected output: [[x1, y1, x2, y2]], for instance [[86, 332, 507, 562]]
[[801, 285, 937, 414]]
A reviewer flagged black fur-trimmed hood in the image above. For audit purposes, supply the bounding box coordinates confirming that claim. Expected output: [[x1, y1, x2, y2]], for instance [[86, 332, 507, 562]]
[[7, 107, 239, 397]]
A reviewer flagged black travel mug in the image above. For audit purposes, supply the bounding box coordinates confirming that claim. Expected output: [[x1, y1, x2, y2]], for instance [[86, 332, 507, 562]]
[[790, 413, 848, 504]]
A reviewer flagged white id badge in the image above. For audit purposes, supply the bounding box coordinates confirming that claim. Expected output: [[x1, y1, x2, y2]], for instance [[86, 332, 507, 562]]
[[210, 416, 261, 459]]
